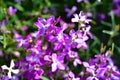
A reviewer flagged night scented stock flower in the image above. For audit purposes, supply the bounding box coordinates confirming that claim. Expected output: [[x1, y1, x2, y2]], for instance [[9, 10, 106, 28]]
[[82, 51, 120, 80], [71, 11, 92, 49], [14, 11, 92, 79], [8, 6, 17, 15], [51, 53, 65, 72], [14, 10, 120, 80], [1, 60, 19, 79], [34, 16, 55, 37], [65, 6, 77, 18], [71, 11, 91, 27]]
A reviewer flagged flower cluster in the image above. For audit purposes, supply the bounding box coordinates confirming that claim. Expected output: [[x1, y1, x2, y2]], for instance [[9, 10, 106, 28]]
[[1, 9, 120, 80], [81, 51, 120, 80], [14, 11, 92, 79]]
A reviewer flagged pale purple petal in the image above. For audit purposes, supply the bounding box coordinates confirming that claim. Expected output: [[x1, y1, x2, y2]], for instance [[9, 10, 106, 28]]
[[12, 69, 19, 74], [69, 71, 75, 78], [52, 63, 57, 72], [73, 58, 82, 67], [10, 60, 15, 68], [58, 62, 65, 70], [71, 14, 79, 22], [87, 76, 94, 80]]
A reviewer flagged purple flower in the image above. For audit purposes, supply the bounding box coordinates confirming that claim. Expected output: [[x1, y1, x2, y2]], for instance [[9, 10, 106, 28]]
[[76, 0, 89, 3], [17, 53, 44, 80], [69, 29, 88, 49], [97, 13, 106, 22], [8, 6, 17, 15], [83, 62, 95, 75], [15, 34, 33, 49], [22, 25, 28, 31], [69, 71, 80, 80], [110, 0, 120, 17], [0, 51, 3, 56], [67, 50, 78, 58], [34, 16, 55, 36], [65, 6, 77, 17], [82, 51, 120, 79], [73, 58, 82, 67], [71, 11, 91, 26], [51, 53, 65, 72], [33, 65, 44, 80]]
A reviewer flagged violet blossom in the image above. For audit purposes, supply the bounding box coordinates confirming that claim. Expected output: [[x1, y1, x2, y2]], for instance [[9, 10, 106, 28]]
[[34, 16, 55, 36], [65, 6, 77, 17], [8, 6, 17, 15], [51, 53, 65, 72], [76, 0, 89, 3], [71, 11, 91, 27]]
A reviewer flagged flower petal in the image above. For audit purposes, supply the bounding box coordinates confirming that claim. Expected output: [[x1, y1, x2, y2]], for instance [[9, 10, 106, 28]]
[[10, 60, 15, 68], [8, 71, 12, 78], [12, 69, 19, 74], [58, 62, 65, 70], [51, 63, 57, 72], [1, 65, 9, 70]]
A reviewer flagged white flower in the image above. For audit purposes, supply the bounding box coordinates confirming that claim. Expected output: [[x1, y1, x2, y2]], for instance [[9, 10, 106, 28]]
[[1, 60, 19, 78]]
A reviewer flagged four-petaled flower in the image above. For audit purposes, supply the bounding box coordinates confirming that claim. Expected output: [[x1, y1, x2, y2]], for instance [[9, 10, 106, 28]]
[[51, 53, 65, 72], [1, 60, 19, 78], [71, 11, 91, 26], [65, 6, 77, 17]]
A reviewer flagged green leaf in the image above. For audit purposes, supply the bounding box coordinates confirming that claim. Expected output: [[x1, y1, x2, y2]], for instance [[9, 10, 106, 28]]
[[14, 4, 24, 11], [40, 76, 49, 80], [110, 11, 115, 28], [101, 21, 112, 27], [102, 30, 114, 36]]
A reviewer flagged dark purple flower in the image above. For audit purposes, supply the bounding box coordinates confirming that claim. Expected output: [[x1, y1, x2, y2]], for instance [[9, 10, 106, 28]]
[[34, 16, 55, 36], [97, 13, 106, 22]]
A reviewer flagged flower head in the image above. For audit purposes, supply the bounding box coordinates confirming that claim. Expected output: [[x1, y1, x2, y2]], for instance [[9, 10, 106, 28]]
[[65, 6, 77, 17], [71, 11, 91, 26], [1, 60, 19, 78], [8, 6, 17, 15], [51, 53, 65, 72]]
